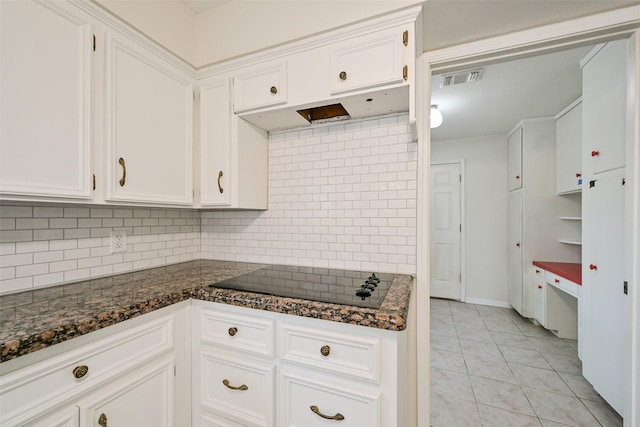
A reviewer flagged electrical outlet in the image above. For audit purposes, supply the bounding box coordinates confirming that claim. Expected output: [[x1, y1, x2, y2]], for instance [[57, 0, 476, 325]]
[[110, 229, 127, 253]]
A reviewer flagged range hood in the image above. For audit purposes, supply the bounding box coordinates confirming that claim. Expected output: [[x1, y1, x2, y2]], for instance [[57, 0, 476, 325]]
[[240, 85, 409, 132]]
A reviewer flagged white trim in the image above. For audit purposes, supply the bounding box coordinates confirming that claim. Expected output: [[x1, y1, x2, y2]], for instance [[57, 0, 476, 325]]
[[418, 8, 640, 427], [430, 160, 466, 303], [555, 97, 582, 120], [196, 5, 422, 79], [464, 298, 511, 309], [507, 116, 555, 138]]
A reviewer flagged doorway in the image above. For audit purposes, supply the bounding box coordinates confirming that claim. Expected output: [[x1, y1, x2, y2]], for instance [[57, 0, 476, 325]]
[[430, 162, 462, 301]]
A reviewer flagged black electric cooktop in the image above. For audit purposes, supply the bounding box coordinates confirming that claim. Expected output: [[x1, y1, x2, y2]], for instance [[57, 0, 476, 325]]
[[210, 265, 394, 309]]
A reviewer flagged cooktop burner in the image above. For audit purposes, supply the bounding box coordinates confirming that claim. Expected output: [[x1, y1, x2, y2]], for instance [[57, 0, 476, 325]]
[[209, 265, 394, 309]]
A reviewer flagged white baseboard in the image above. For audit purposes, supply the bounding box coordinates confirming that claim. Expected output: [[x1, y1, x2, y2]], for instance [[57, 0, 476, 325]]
[[464, 297, 512, 308]]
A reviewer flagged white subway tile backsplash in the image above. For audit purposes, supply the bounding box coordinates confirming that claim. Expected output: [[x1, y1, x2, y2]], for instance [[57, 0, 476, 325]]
[[201, 113, 417, 275]]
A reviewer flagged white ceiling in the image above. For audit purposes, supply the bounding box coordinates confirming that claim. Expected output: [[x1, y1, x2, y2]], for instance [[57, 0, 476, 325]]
[[180, 0, 230, 14], [430, 44, 594, 142]]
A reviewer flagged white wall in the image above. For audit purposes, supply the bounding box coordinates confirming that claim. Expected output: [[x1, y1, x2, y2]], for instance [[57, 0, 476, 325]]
[[201, 113, 418, 274], [431, 134, 509, 304], [96, 0, 197, 65], [195, 0, 418, 66]]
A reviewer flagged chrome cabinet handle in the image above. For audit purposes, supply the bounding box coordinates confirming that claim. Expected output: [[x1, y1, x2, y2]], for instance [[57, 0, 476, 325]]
[[217, 170, 224, 194], [223, 379, 248, 391], [98, 413, 108, 427], [118, 157, 126, 187], [72, 365, 89, 379], [310, 405, 345, 421]]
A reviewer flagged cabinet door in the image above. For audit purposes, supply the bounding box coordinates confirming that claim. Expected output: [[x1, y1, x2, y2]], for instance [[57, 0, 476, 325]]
[[80, 358, 174, 427], [582, 40, 628, 175], [581, 172, 625, 414], [533, 268, 546, 327], [103, 33, 193, 205], [21, 406, 79, 427], [200, 78, 232, 206], [0, 0, 92, 200], [508, 191, 523, 314], [330, 26, 406, 94], [555, 101, 582, 194], [508, 128, 523, 191], [234, 62, 287, 113]]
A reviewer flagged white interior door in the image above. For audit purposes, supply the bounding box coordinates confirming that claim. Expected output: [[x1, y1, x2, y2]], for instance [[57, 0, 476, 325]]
[[430, 163, 462, 300]]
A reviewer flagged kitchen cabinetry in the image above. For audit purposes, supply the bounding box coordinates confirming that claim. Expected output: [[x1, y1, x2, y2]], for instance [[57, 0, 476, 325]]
[[0, 304, 189, 427], [330, 26, 407, 94], [192, 300, 410, 427], [233, 62, 287, 113], [533, 268, 546, 327], [555, 99, 583, 194], [199, 77, 268, 209], [581, 41, 627, 175], [79, 357, 174, 427], [0, 0, 93, 201], [508, 128, 523, 191], [507, 119, 579, 318], [102, 31, 194, 206], [579, 39, 629, 415]]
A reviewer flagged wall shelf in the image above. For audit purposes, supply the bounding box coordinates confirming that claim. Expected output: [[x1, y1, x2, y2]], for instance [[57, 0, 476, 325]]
[[559, 217, 582, 221], [559, 240, 582, 245]]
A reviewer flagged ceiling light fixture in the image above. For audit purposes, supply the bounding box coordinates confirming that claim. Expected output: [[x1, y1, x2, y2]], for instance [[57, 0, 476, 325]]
[[430, 105, 443, 128]]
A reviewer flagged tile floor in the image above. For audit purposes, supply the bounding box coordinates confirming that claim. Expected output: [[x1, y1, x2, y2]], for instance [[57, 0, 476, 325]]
[[430, 298, 623, 427]]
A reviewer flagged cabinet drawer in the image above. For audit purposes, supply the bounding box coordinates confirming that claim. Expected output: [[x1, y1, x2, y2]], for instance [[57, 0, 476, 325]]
[[330, 26, 406, 94], [200, 352, 275, 427], [234, 62, 287, 113], [545, 271, 579, 298], [200, 309, 275, 358], [280, 323, 380, 382], [0, 316, 173, 425], [279, 371, 379, 427]]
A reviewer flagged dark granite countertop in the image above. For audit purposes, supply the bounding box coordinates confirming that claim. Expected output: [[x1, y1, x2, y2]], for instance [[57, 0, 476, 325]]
[[0, 260, 413, 363]]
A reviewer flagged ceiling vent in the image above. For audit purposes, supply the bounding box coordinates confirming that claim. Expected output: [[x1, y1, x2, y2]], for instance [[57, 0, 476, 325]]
[[440, 68, 484, 87]]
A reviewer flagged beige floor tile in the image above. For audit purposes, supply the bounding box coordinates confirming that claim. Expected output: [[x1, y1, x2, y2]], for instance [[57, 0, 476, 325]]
[[540, 419, 573, 427], [510, 363, 573, 395], [456, 324, 494, 342], [430, 367, 475, 401], [459, 338, 502, 358], [542, 352, 582, 375], [491, 331, 539, 350], [430, 347, 467, 374], [431, 332, 461, 353], [470, 375, 535, 415], [483, 318, 523, 334], [464, 352, 518, 384], [430, 392, 483, 427], [478, 404, 543, 427], [522, 387, 601, 426], [581, 398, 623, 427], [557, 372, 603, 401], [498, 345, 553, 370]]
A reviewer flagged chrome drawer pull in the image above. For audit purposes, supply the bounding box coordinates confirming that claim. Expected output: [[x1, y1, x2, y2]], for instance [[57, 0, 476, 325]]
[[310, 405, 345, 421], [72, 365, 89, 379], [223, 379, 248, 391]]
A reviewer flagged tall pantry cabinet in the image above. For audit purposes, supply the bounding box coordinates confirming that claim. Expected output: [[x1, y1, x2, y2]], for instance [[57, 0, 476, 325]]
[[507, 119, 578, 318], [579, 39, 629, 416]]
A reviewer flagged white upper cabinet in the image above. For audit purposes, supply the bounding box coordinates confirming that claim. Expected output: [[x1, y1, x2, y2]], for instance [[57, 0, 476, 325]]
[[581, 40, 628, 175], [199, 76, 268, 209], [508, 127, 523, 191], [233, 62, 287, 113], [102, 33, 194, 206], [330, 26, 406, 94], [0, 0, 93, 201], [555, 99, 583, 194]]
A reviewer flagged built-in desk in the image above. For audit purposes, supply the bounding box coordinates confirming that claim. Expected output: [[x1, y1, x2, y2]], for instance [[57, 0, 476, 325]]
[[532, 261, 581, 342]]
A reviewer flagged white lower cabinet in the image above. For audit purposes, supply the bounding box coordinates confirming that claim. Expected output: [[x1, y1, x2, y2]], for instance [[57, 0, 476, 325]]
[[192, 300, 410, 427], [533, 268, 546, 327], [79, 357, 174, 427], [0, 304, 189, 427], [21, 406, 79, 427]]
